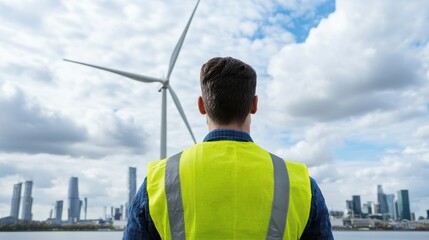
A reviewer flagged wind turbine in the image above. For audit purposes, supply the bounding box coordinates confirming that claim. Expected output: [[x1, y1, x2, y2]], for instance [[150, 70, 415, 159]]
[[64, 0, 200, 159]]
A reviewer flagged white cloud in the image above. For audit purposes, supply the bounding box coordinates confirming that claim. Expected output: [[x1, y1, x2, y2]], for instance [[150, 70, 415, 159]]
[[0, 84, 148, 158], [275, 124, 343, 166], [267, 0, 428, 123], [0, 84, 87, 155]]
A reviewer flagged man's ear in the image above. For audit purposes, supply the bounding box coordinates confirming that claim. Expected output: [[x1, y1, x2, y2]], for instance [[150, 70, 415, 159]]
[[250, 95, 258, 114], [198, 96, 206, 115]]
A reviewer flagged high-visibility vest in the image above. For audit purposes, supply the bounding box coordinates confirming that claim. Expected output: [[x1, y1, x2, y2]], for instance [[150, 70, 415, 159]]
[[147, 141, 311, 240]]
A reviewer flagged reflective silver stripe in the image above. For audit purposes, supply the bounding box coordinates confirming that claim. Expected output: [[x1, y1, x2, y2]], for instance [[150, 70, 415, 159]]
[[266, 153, 290, 240], [165, 152, 186, 240]]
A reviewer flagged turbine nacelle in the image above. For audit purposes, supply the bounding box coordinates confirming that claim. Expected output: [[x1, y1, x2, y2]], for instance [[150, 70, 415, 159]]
[[158, 82, 167, 92]]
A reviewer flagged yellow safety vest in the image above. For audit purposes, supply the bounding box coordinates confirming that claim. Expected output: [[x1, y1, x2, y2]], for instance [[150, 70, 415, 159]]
[[147, 141, 311, 240]]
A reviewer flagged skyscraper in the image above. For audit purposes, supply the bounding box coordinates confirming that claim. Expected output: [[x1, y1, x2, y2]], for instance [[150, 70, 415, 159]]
[[120, 204, 124, 220], [397, 189, 411, 220], [395, 200, 399, 219], [128, 167, 137, 206], [386, 194, 395, 220], [127, 167, 137, 219], [377, 185, 388, 214], [10, 182, 22, 219], [54, 200, 63, 222], [68, 177, 81, 223], [21, 180, 33, 221], [84, 197, 87, 220], [352, 195, 362, 216]]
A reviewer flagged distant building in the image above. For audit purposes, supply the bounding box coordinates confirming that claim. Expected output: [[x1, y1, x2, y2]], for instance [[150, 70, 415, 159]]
[[128, 167, 137, 219], [411, 212, 415, 221], [362, 201, 372, 215], [386, 194, 395, 220], [395, 200, 399, 219], [10, 182, 22, 219], [371, 202, 380, 214], [84, 197, 88, 220], [120, 205, 124, 220], [427, 210, 429, 220], [346, 200, 353, 211], [329, 210, 343, 218], [352, 195, 362, 216], [377, 185, 388, 215], [54, 200, 63, 222], [114, 207, 122, 220], [21, 180, 33, 221], [79, 200, 83, 219], [68, 177, 81, 223], [397, 189, 411, 220], [125, 203, 129, 220], [0, 216, 18, 224]]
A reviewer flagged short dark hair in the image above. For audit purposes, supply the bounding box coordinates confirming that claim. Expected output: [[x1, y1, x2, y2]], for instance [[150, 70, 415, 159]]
[[200, 57, 257, 125]]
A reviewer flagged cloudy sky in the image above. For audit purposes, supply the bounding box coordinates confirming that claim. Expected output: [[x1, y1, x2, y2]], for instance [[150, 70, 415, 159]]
[[1, 0, 429, 220]]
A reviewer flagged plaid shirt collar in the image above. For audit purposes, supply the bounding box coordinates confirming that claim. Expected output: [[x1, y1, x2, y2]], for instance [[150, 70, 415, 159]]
[[203, 129, 253, 142]]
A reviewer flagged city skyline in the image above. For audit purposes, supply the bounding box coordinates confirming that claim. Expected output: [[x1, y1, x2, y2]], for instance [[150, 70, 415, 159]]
[[343, 184, 429, 223], [0, 0, 429, 220], [4, 175, 429, 221], [4, 166, 139, 222]]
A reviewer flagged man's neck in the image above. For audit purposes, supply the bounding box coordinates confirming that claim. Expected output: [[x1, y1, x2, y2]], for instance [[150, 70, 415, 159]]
[[207, 117, 251, 133]]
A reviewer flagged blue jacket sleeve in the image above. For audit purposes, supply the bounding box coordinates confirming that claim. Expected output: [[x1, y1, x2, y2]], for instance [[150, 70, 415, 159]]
[[300, 177, 334, 240], [122, 178, 160, 240]]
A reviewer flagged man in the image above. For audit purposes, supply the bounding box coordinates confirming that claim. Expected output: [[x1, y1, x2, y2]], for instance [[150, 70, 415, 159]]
[[123, 57, 333, 239]]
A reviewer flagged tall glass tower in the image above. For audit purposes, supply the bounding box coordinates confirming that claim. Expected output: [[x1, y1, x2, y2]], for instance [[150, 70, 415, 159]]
[[352, 195, 362, 216], [386, 194, 395, 220], [68, 177, 81, 223], [54, 200, 63, 222], [397, 189, 411, 220], [21, 180, 33, 221], [10, 182, 22, 219], [377, 185, 388, 214], [128, 167, 137, 210]]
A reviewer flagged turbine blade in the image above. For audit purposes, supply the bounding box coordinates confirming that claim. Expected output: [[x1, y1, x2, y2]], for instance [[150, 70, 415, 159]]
[[167, 85, 197, 144], [166, 0, 200, 80], [63, 59, 164, 84]]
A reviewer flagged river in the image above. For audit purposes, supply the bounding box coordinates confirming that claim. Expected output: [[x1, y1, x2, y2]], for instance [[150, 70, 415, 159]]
[[0, 231, 428, 239]]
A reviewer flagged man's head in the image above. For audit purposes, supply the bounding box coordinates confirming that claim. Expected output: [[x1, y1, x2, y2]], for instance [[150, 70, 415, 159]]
[[199, 57, 257, 126]]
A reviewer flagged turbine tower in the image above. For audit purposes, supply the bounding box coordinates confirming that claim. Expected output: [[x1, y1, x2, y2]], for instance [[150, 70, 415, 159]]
[[64, 0, 199, 159]]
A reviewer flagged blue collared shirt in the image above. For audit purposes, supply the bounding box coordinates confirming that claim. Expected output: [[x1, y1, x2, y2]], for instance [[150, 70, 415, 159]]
[[123, 129, 333, 240]]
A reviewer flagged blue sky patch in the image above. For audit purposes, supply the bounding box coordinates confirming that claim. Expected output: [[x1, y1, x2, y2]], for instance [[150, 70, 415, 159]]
[[250, 0, 335, 43], [334, 139, 397, 162]]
